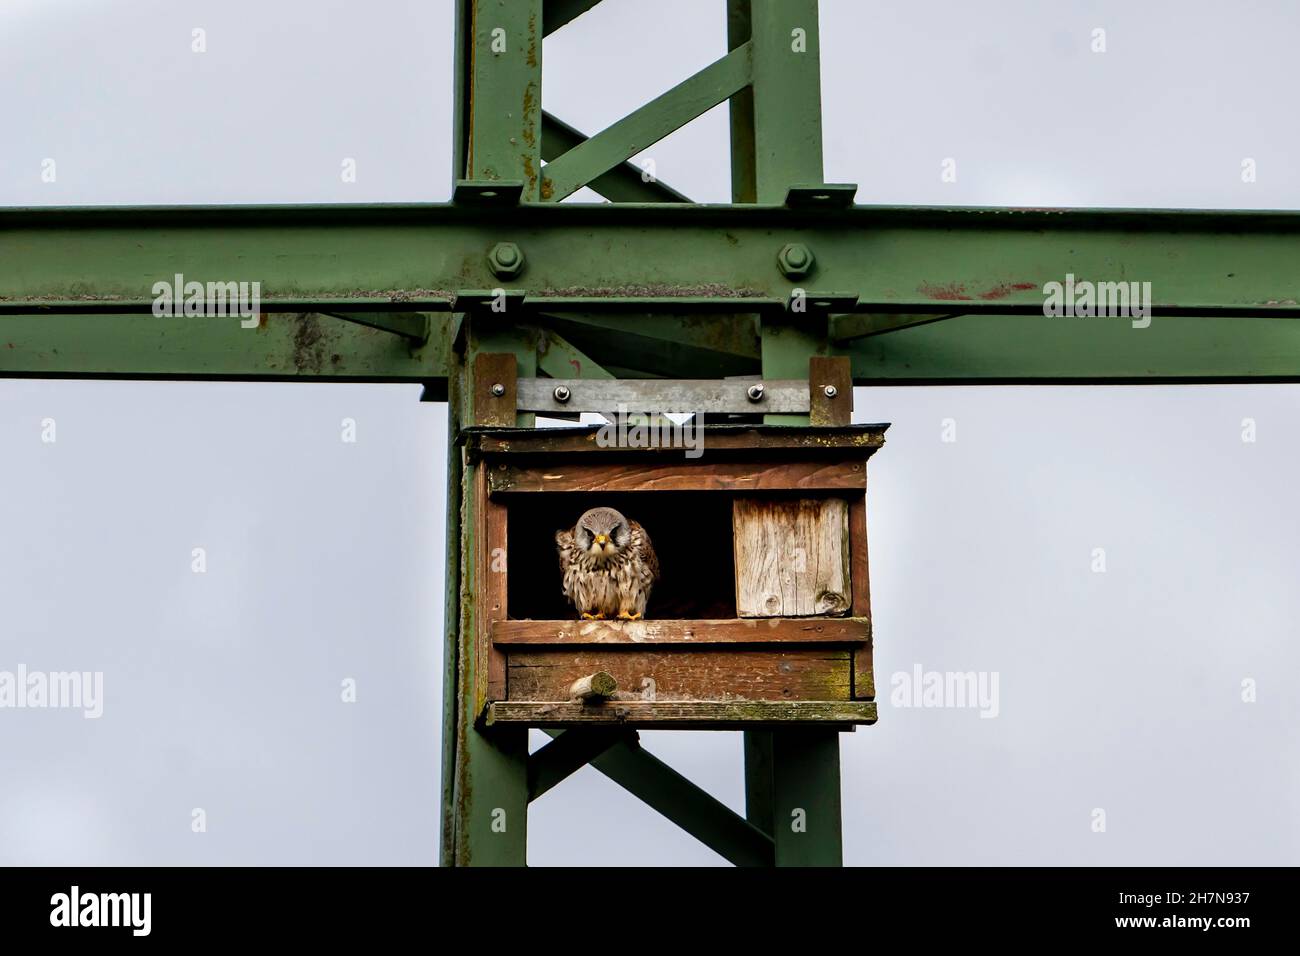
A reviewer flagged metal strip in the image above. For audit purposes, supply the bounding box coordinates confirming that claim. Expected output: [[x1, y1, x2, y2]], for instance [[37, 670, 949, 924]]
[[516, 377, 810, 413]]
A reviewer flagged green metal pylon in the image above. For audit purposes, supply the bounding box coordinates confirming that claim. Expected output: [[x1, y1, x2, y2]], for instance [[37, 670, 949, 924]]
[[441, 0, 846, 866]]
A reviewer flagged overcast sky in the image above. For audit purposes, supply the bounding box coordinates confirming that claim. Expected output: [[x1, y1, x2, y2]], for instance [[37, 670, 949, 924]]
[[1, 0, 1297, 866]]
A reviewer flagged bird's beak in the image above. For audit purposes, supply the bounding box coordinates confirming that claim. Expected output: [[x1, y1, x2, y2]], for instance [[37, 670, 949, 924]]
[[594, 534, 608, 545]]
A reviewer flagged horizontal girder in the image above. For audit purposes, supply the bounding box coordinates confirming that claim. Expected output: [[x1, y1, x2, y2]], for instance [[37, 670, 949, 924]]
[[4, 310, 1298, 385], [4, 203, 1299, 315]]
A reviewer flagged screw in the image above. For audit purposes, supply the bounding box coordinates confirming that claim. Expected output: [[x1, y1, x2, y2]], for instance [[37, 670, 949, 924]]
[[553, 385, 571, 403], [823, 385, 838, 398], [487, 241, 525, 279], [747, 383, 765, 402], [490, 383, 506, 397], [777, 243, 815, 280]]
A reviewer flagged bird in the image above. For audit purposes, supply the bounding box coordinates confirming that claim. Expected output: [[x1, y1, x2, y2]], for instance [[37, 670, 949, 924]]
[[555, 507, 659, 620]]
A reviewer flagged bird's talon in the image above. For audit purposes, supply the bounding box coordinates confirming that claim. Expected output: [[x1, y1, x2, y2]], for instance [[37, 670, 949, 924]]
[[581, 611, 605, 620]]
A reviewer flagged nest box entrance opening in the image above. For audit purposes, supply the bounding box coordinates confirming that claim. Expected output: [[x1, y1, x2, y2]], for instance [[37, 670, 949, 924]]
[[507, 491, 737, 620]]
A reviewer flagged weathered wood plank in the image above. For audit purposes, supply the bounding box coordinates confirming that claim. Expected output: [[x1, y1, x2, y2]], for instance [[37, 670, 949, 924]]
[[486, 700, 877, 727], [733, 498, 850, 618], [506, 648, 850, 702], [849, 492, 874, 700], [471, 468, 510, 709], [489, 459, 866, 493], [491, 616, 871, 645], [484, 492, 509, 703], [466, 424, 887, 457]]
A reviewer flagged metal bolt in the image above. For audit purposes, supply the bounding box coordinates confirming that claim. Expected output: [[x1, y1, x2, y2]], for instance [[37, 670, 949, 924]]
[[487, 241, 525, 279], [747, 383, 765, 402], [823, 384, 838, 398], [553, 385, 571, 403], [777, 243, 815, 280], [490, 383, 506, 397]]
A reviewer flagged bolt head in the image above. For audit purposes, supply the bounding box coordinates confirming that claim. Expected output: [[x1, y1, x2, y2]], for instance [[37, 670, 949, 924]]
[[553, 385, 571, 403], [490, 383, 506, 397], [488, 241, 525, 279], [823, 384, 838, 398], [777, 243, 815, 279], [747, 383, 766, 402]]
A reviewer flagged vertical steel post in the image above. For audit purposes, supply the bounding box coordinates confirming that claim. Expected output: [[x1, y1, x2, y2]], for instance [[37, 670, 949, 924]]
[[447, 327, 535, 866], [732, 0, 845, 867], [439, 377, 462, 866], [443, 0, 543, 866], [770, 730, 844, 865], [462, 0, 544, 199], [444, 0, 845, 866], [729, 0, 825, 203]]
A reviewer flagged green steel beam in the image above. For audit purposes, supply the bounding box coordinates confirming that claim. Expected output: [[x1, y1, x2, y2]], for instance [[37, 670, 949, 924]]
[[445, 1, 543, 866], [770, 731, 843, 866], [540, 44, 753, 202], [450, 437, 531, 865], [0, 311, 451, 382], [527, 728, 633, 801], [464, 0, 543, 199], [538, 312, 759, 379], [543, 730, 776, 867], [727, 0, 758, 204], [7, 205, 1300, 317], [322, 311, 430, 342], [732, 0, 836, 840], [439, 389, 463, 866], [832, 312, 958, 341], [541, 112, 691, 203], [542, 0, 604, 36], [6, 309, 1295, 384], [729, 0, 824, 203], [537, 328, 613, 379], [743, 732, 776, 836], [760, 312, 827, 424], [447, 318, 539, 866], [847, 312, 1300, 383]]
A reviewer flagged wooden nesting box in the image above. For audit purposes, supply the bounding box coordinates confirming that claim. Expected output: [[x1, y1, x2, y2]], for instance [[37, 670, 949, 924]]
[[464, 424, 887, 729]]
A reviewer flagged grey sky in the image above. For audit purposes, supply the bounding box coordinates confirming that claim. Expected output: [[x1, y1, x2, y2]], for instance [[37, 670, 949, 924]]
[[1, 0, 1297, 866]]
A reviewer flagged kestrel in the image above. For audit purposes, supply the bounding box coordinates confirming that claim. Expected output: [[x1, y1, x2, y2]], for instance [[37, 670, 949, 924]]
[[556, 507, 659, 620]]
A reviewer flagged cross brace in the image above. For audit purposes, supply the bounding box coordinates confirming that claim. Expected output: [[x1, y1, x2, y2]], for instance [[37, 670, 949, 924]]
[[534, 729, 777, 867]]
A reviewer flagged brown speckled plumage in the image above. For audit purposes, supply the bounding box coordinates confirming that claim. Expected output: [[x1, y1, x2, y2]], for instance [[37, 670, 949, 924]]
[[556, 507, 659, 619]]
